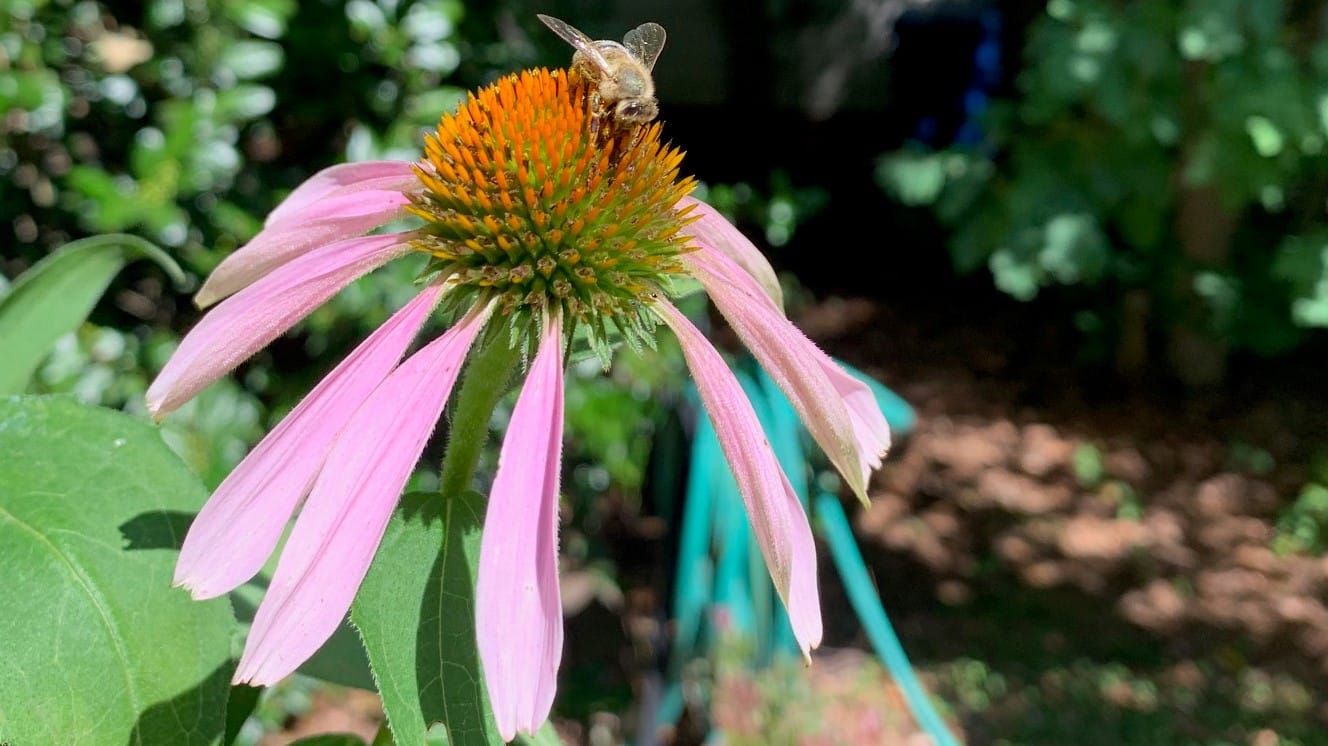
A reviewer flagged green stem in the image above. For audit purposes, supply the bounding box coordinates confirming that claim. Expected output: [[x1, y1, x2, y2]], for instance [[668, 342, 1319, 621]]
[[438, 333, 523, 499]]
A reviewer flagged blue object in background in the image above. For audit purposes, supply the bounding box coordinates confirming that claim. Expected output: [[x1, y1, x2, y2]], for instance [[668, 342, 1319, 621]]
[[653, 353, 955, 746], [953, 8, 1002, 147], [901, 3, 1003, 149]]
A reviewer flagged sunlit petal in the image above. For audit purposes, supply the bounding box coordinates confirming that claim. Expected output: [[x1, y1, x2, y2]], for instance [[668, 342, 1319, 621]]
[[173, 282, 445, 599], [197, 188, 413, 307], [656, 300, 822, 656], [477, 315, 565, 741], [265, 161, 420, 228], [146, 233, 410, 418], [234, 302, 491, 685], [684, 246, 890, 504]]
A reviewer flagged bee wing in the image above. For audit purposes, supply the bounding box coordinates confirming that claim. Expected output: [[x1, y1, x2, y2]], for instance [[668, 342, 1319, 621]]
[[622, 22, 666, 71], [537, 14, 615, 77]]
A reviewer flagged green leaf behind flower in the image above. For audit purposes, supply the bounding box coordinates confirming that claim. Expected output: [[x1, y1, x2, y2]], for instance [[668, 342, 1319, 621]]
[[353, 490, 503, 746], [0, 234, 184, 395], [0, 395, 234, 745]]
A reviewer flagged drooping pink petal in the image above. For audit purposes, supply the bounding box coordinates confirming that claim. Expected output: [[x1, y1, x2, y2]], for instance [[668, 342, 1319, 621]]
[[477, 315, 565, 742], [234, 301, 492, 686], [677, 195, 784, 311], [196, 187, 415, 308], [147, 233, 411, 418], [265, 161, 419, 228], [656, 300, 822, 657], [815, 356, 893, 483], [174, 282, 446, 600], [682, 246, 890, 505]]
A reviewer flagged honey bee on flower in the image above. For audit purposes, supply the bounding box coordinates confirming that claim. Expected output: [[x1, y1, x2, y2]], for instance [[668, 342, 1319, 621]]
[[537, 13, 665, 129]]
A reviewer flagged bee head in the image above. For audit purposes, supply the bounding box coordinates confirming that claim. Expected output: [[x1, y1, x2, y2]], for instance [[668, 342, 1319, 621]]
[[615, 99, 658, 124]]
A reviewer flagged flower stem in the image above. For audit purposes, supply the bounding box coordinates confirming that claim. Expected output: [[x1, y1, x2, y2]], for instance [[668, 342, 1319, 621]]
[[438, 333, 522, 498]]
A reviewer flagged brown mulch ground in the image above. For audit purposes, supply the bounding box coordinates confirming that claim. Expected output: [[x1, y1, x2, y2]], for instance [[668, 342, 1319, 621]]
[[803, 290, 1328, 744], [815, 293, 1328, 678]]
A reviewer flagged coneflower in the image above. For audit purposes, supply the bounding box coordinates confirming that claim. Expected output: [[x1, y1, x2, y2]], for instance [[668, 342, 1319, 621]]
[[149, 67, 889, 741]]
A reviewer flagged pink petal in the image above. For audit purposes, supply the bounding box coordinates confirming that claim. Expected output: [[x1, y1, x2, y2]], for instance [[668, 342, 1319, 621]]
[[196, 187, 415, 308], [817, 357, 893, 483], [147, 232, 411, 418], [682, 246, 890, 505], [234, 301, 492, 686], [173, 282, 446, 600], [478, 315, 566, 741], [677, 195, 784, 311], [265, 161, 419, 228], [656, 300, 822, 657]]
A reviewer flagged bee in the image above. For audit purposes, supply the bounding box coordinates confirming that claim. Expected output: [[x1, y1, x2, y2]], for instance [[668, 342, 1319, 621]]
[[537, 14, 667, 128]]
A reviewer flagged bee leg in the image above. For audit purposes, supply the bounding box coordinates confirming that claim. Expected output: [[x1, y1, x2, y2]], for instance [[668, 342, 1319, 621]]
[[621, 122, 644, 151], [588, 90, 606, 140]]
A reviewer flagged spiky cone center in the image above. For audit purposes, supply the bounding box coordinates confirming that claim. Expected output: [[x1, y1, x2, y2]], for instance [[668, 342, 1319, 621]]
[[407, 67, 696, 357]]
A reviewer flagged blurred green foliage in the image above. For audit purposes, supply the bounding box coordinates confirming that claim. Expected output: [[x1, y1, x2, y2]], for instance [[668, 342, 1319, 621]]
[[931, 655, 1319, 745], [1273, 481, 1328, 554], [0, 0, 493, 259], [1273, 455, 1328, 555], [878, 0, 1328, 360], [693, 174, 829, 251]]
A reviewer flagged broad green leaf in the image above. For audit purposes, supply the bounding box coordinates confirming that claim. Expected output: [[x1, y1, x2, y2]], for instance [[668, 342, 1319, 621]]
[[353, 490, 558, 746], [223, 685, 262, 746], [0, 234, 185, 394], [352, 491, 504, 746], [0, 395, 235, 745]]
